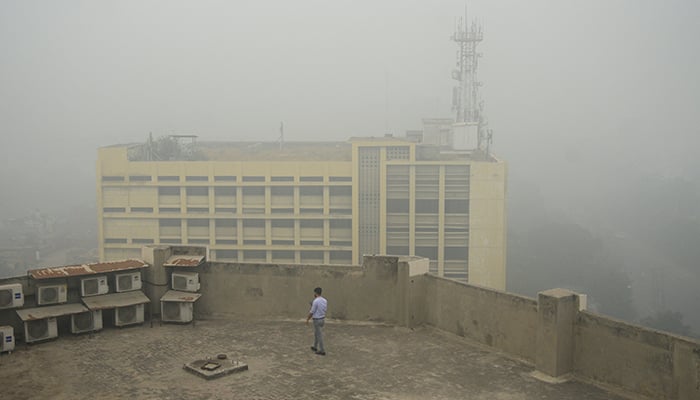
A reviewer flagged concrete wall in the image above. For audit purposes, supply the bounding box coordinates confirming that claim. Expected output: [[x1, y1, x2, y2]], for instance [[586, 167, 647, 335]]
[[420, 274, 538, 362], [195, 256, 407, 324], [575, 311, 700, 399]]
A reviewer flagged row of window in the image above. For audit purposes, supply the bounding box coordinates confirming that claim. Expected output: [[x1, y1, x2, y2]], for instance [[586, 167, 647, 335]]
[[155, 186, 353, 196], [386, 246, 468, 261], [386, 199, 469, 214], [103, 175, 353, 183], [103, 207, 352, 214], [104, 238, 352, 246]]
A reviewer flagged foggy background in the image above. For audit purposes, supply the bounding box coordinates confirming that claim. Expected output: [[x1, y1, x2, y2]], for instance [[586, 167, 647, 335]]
[[1, 1, 698, 335]]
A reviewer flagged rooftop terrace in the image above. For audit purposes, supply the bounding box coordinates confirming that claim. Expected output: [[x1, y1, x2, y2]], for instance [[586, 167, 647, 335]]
[[1, 318, 625, 400]]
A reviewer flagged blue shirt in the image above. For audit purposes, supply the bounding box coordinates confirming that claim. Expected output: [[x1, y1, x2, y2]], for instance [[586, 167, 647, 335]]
[[309, 296, 327, 319]]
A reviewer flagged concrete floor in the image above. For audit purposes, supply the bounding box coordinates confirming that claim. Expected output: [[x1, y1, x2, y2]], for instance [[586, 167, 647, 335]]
[[0, 318, 626, 400]]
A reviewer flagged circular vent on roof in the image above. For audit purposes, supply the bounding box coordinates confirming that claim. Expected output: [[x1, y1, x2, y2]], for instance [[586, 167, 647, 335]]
[[164, 302, 181, 320], [118, 305, 136, 324], [118, 275, 132, 291], [41, 287, 58, 303], [74, 312, 93, 331], [0, 289, 11, 307], [28, 319, 48, 339]]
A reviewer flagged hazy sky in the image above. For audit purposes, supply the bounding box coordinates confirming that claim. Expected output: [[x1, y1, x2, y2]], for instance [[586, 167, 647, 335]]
[[1, 0, 699, 218]]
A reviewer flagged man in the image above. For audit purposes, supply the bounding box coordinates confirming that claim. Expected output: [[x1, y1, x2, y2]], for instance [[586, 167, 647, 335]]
[[306, 287, 327, 356]]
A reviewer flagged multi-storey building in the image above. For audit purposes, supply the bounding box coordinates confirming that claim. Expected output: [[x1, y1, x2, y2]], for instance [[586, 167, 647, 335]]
[[97, 135, 506, 289]]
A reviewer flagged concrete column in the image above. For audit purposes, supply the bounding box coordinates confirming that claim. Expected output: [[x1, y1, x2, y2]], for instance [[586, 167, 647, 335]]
[[141, 245, 172, 318], [535, 288, 579, 380]]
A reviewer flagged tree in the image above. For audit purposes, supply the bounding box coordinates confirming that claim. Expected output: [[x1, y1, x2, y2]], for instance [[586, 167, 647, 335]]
[[641, 310, 693, 337]]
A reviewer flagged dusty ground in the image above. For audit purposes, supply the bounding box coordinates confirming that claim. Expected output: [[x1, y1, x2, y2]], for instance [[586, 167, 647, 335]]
[[0, 318, 625, 400]]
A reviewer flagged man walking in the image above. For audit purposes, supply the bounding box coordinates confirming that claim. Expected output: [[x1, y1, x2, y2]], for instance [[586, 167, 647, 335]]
[[306, 287, 327, 356]]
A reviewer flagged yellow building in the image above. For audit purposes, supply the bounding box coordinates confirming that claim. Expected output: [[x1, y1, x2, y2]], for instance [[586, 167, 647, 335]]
[[97, 135, 506, 289]]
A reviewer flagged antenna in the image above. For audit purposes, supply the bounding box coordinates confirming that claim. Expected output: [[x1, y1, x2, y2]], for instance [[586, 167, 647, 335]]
[[278, 121, 284, 150], [451, 6, 492, 153]]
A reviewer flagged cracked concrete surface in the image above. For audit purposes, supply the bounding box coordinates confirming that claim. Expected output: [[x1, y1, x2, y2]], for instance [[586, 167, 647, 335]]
[[0, 318, 625, 399]]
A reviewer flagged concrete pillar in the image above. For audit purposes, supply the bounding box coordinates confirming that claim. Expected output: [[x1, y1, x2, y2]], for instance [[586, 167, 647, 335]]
[[141, 245, 172, 317], [535, 288, 579, 380]]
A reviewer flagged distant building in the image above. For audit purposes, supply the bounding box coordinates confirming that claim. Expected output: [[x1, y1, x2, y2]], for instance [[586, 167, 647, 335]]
[[97, 134, 506, 289]]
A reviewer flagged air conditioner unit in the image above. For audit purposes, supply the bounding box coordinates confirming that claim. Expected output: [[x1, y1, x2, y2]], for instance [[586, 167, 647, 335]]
[[24, 317, 58, 343], [0, 283, 24, 309], [115, 271, 142, 292], [171, 272, 200, 292], [161, 301, 194, 323], [81, 275, 109, 297], [37, 284, 68, 305], [71, 310, 103, 334], [0, 325, 14, 353], [114, 303, 144, 327]]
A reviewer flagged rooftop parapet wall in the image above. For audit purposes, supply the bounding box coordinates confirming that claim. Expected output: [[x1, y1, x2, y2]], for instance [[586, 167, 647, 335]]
[[420, 274, 538, 362], [575, 311, 700, 400], [195, 256, 413, 324]]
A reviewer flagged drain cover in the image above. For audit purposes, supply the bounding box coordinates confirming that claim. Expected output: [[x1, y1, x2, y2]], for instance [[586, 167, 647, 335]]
[[184, 357, 248, 380]]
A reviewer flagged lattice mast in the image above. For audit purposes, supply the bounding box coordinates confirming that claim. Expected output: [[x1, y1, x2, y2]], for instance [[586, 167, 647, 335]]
[[451, 10, 491, 152]]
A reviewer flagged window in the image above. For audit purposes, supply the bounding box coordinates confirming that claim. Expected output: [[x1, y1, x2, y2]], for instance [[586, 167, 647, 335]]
[[102, 176, 124, 182], [216, 239, 237, 245], [329, 186, 351, 196], [214, 176, 236, 182], [386, 246, 409, 256], [330, 241, 352, 247], [214, 187, 236, 196], [186, 187, 208, 196], [445, 199, 469, 214], [131, 207, 153, 213], [272, 250, 294, 260], [132, 238, 154, 244], [244, 239, 266, 245], [271, 176, 293, 182], [330, 250, 352, 264], [272, 239, 294, 245], [387, 199, 409, 213], [300, 176, 323, 182], [243, 219, 265, 228], [445, 247, 468, 260], [300, 251, 323, 262], [301, 240, 323, 246], [159, 219, 181, 227], [160, 238, 182, 244], [271, 187, 293, 196], [300, 220, 322, 229], [329, 176, 352, 182], [271, 208, 293, 214], [187, 207, 209, 213], [242, 176, 265, 182], [105, 238, 127, 244], [243, 250, 266, 260], [188, 238, 210, 244], [415, 199, 439, 214], [415, 246, 438, 260], [159, 187, 180, 196], [188, 219, 209, 227], [103, 207, 126, 213], [271, 220, 294, 228], [129, 175, 151, 182], [185, 176, 208, 182], [300, 208, 322, 214], [158, 176, 179, 182], [159, 207, 180, 213], [217, 249, 238, 259], [215, 207, 236, 214]]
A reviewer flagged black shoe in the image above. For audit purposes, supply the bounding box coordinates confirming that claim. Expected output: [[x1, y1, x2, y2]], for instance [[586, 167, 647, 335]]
[[315, 351, 326, 356], [310, 346, 317, 352]]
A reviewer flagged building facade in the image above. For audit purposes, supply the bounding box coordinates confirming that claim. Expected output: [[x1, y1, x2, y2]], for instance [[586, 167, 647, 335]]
[[97, 136, 506, 289]]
